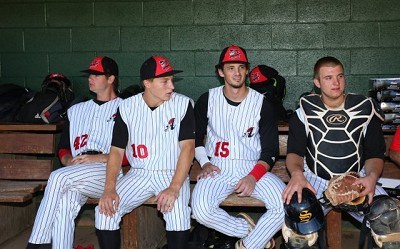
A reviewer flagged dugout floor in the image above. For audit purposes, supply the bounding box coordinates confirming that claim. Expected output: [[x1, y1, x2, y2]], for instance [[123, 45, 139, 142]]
[[0, 214, 364, 249]]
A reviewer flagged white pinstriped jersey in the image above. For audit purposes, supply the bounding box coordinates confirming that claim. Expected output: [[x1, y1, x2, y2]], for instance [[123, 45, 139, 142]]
[[119, 92, 192, 170], [68, 98, 122, 157], [205, 86, 264, 161]]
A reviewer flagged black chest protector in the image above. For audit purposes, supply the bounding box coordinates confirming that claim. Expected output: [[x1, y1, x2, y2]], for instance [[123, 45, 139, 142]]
[[299, 94, 383, 180]]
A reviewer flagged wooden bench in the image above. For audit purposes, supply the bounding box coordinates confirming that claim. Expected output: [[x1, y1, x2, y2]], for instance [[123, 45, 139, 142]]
[[0, 122, 63, 244]]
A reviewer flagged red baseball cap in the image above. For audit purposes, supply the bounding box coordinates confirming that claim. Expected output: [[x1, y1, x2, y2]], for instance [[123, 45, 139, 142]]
[[140, 56, 182, 81], [216, 45, 249, 68], [81, 56, 119, 76]]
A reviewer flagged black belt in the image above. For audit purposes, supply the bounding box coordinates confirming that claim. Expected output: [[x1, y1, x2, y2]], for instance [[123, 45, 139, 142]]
[[78, 150, 103, 156]]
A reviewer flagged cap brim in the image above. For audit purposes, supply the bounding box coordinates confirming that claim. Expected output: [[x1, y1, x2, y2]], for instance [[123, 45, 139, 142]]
[[81, 69, 106, 75], [285, 215, 324, 235]]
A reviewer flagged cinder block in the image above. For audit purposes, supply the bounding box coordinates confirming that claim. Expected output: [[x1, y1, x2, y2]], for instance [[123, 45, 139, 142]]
[[297, 50, 351, 76], [0, 29, 23, 52], [219, 25, 272, 50], [47, 3, 92, 27], [122, 27, 170, 51], [246, 0, 296, 24], [380, 22, 400, 48], [174, 76, 221, 101], [25, 28, 71, 52], [195, 51, 220, 76], [171, 26, 219, 50], [49, 53, 95, 77], [194, 0, 244, 25], [1, 53, 48, 77], [247, 50, 297, 76], [72, 27, 120, 52], [144, 1, 192, 26], [351, 48, 400, 75], [94, 2, 142, 26], [325, 23, 379, 48], [272, 24, 324, 49], [298, 0, 350, 22], [0, 3, 44, 27], [96, 52, 145, 77], [352, 0, 400, 21]]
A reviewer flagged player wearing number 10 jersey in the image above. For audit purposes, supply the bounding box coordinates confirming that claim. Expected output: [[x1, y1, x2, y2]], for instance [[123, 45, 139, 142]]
[[191, 46, 286, 249]]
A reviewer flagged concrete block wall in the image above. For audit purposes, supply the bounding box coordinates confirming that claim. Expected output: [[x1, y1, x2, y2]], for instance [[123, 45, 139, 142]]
[[0, 0, 399, 109]]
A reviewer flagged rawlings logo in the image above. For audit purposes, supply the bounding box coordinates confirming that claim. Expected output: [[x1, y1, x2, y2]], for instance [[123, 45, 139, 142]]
[[326, 114, 347, 125], [299, 210, 312, 223]]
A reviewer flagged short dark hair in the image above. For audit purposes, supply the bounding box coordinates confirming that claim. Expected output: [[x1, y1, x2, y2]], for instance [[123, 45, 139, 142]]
[[313, 56, 344, 79], [106, 74, 119, 94]]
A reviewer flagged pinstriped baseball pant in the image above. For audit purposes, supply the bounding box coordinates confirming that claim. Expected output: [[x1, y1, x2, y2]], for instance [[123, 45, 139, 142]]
[[191, 159, 286, 249]]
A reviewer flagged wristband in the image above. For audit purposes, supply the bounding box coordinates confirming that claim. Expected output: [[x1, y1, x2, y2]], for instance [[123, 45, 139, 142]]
[[58, 148, 72, 161], [248, 163, 267, 181]]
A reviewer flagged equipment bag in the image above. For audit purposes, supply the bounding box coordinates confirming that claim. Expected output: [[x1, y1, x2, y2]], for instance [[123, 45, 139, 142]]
[[0, 83, 32, 122], [16, 73, 74, 124]]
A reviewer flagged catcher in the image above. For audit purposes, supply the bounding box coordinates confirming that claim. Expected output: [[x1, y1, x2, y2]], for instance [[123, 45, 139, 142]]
[[282, 56, 389, 247]]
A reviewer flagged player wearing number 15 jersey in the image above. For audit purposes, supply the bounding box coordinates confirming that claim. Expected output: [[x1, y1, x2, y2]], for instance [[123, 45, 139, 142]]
[[27, 56, 123, 249], [191, 45, 286, 249]]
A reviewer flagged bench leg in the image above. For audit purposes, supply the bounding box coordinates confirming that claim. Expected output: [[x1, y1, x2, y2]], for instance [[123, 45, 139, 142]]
[[122, 206, 165, 249], [326, 209, 342, 249]]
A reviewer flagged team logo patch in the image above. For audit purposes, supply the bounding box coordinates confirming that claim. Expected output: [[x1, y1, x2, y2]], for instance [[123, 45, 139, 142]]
[[159, 59, 171, 72], [250, 72, 260, 83], [242, 127, 255, 137], [326, 114, 347, 125], [165, 118, 176, 131], [299, 210, 312, 223], [107, 113, 117, 122], [229, 49, 241, 60]]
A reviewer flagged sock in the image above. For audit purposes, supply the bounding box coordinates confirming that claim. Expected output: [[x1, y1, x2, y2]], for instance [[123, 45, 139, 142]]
[[96, 229, 121, 249], [166, 230, 190, 249]]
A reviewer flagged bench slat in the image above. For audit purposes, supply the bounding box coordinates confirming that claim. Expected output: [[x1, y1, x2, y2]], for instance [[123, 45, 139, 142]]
[[0, 192, 32, 202], [0, 180, 42, 193], [0, 133, 55, 154], [0, 159, 52, 180]]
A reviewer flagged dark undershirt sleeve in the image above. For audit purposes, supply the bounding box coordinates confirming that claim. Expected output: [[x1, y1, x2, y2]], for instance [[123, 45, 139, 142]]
[[364, 115, 385, 159], [178, 102, 195, 141], [286, 111, 308, 157], [194, 92, 209, 148], [57, 117, 71, 151], [111, 109, 129, 149], [259, 97, 279, 168]]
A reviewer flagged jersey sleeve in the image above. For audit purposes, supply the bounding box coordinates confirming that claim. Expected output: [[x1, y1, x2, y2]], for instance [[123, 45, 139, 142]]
[[194, 92, 209, 148], [178, 102, 195, 141], [287, 111, 308, 157], [390, 127, 400, 152], [259, 97, 279, 168], [111, 109, 129, 149]]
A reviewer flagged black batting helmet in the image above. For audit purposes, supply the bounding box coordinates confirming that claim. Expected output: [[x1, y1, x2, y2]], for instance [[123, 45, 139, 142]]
[[284, 188, 324, 235]]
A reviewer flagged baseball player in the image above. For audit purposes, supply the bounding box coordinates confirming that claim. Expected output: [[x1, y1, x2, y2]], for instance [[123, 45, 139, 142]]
[[282, 56, 388, 223], [95, 56, 195, 249], [26, 56, 123, 249], [389, 127, 400, 166], [190, 45, 286, 249]]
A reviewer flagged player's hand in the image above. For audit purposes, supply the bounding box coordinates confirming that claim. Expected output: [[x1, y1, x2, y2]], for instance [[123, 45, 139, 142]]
[[235, 175, 256, 197], [353, 175, 377, 204], [154, 187, 179, 213], [282, 171, 315, 205], [197, 162, 221, 180], [99, 189, 120, 217], [71, 154, 107, 165]]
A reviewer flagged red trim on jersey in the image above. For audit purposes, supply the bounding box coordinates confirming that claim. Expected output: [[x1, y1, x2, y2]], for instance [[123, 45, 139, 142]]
[[390, 127, 400, 151], [248, 163, 267, 181], [122, 153, 129, 166], [58, 148, 72, 161]]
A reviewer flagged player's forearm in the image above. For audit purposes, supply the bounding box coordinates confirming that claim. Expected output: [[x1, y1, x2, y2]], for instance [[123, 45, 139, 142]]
[[169, 139, 195, 192], [364, 158, 384, 181], [286, 153, 305, 176], [103, 146, 124, 191]]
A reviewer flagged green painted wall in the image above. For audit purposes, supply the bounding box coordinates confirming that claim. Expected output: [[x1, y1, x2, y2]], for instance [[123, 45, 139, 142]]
[[0, 0, 399, 110]]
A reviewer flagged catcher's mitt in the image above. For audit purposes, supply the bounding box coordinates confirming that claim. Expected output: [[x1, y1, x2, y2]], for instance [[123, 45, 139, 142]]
[[322, 172, 366, 211]]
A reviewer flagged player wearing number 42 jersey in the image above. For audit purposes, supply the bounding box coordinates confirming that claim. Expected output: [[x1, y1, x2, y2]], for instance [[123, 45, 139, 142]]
[[95, 56, 195, 249], [27, 56, 124, 249], [191, 45, 286, 249]]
